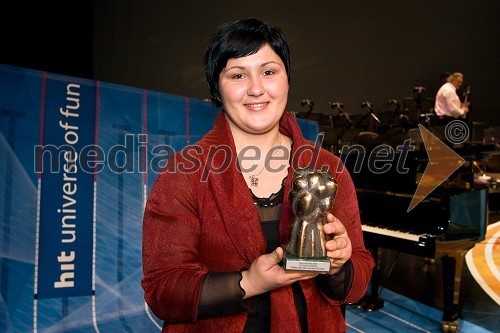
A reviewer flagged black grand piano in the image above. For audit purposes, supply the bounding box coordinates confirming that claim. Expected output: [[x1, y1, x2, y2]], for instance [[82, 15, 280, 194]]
[[339, 143, 491, 333]]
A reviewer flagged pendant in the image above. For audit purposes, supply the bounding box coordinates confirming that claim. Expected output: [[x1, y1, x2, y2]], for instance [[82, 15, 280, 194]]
[[249, 175, 259, 187]]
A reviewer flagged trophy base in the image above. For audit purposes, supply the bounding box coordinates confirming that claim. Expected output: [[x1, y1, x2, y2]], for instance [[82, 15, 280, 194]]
[[283, 251, 330, 272]]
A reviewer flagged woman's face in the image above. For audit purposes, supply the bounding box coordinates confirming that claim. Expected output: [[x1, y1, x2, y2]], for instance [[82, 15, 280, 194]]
[[219, 44, 289, 135]]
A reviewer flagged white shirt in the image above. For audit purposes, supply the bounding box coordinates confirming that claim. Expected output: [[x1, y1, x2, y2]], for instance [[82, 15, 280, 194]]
[[434, 82, 465, 118]]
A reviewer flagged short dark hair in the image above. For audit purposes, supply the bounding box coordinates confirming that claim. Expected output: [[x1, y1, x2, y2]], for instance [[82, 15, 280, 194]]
[[203, 18, 291, 107]]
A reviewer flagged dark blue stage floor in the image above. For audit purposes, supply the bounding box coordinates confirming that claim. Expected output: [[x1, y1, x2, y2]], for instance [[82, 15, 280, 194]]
[[345, 288, 493, 333]]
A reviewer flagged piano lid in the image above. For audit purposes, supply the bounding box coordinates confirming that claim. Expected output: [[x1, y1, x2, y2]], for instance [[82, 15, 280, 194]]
[[339, 148, 426, 194]]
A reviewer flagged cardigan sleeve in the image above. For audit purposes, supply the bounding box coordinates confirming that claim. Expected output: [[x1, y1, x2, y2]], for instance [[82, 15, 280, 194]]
[[141, 155, 207, 322], [323, 157, 375, 304], [141, 154, 250, 322]]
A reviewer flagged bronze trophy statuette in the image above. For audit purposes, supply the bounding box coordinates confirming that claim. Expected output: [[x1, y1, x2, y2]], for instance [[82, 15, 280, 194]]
[[283, 167, 338, 272]]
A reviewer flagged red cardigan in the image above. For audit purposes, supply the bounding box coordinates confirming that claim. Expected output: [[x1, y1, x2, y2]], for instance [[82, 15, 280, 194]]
[[142, 111, 374, 332]]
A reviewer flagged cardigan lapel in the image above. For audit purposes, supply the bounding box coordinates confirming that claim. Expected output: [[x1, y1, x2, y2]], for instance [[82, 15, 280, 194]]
[[202, 112, 266, 265]]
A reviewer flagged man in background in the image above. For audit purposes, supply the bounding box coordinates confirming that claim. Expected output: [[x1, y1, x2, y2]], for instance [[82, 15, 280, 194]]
[[434, 72, 469, 119]]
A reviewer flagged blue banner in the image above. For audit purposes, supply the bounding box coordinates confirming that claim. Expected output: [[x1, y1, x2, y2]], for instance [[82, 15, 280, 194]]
[[37, 74, 96, 298]]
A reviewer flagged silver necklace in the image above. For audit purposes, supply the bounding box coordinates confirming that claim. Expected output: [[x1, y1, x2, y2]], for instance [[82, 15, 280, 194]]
[[244, 134, 283, 187]]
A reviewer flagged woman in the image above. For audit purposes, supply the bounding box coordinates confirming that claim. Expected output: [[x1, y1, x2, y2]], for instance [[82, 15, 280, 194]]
[[142, 18, 374, 333]]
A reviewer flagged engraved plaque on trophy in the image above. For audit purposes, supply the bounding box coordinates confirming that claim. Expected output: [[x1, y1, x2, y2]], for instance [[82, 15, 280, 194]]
[[283, 167, 338, 272]]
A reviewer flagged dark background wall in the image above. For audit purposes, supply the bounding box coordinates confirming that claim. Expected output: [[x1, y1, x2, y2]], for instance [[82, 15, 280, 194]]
[[2, 1, 499, 127]]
